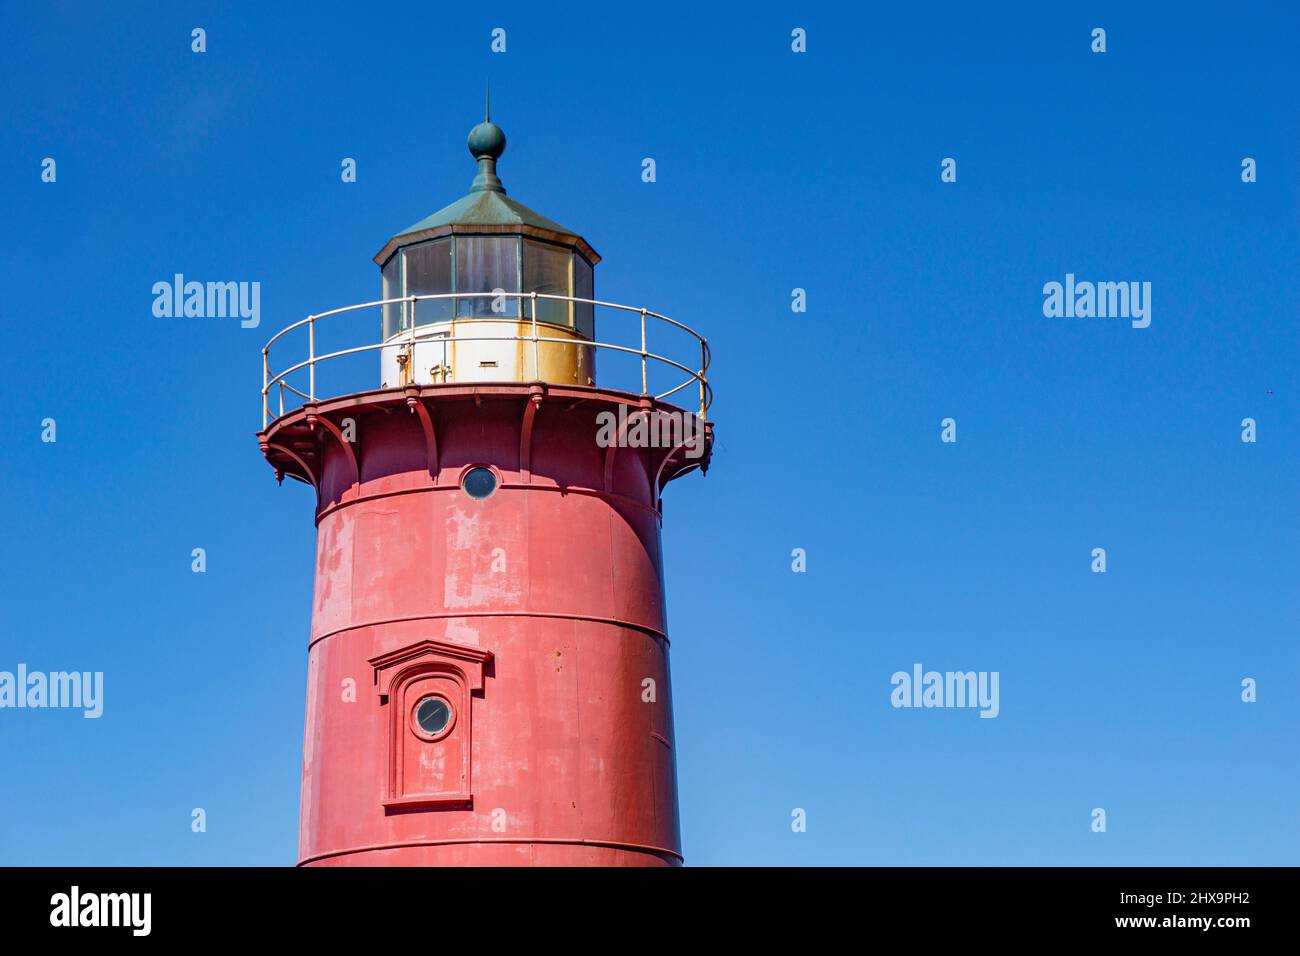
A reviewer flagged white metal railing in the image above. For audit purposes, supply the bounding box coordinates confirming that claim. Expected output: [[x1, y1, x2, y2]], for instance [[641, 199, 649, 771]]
[[261, 291, 712, 428]]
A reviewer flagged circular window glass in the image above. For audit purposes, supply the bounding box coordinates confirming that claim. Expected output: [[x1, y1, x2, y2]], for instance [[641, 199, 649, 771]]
[[462, 467, 497, 500], [415, 696, 452, 737]]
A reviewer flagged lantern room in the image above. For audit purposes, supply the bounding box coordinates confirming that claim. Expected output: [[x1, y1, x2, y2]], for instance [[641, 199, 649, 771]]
[[373, 110, 600, 388]]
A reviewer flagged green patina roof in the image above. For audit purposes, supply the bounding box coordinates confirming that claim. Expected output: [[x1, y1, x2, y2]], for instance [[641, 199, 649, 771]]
[[375, 102, 597, 265], [394, 188, 577, 239]]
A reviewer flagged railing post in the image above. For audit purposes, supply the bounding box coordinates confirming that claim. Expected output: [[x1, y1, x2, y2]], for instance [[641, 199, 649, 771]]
[[308, 315, 316, 402], [531, 291, 539, 381], [699, 340, 707, 420], [408, 295, 417, 386], [640, 309, 648, 395], [262, 348, 269, 428], [279, 381, 285, 417]]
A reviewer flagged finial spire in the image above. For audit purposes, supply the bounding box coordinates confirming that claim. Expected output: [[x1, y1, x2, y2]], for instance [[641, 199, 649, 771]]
[[485, 81, 491, 123]]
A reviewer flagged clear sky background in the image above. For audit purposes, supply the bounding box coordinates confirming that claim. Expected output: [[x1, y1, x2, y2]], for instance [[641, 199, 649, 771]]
[[1, 3, 1296, 866]]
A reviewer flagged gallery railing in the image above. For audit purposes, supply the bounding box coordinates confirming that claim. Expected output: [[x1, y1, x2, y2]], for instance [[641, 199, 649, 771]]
[[261, 291, 711, 429]]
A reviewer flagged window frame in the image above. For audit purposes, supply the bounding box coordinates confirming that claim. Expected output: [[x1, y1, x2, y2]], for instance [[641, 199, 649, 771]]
[[369, 639, 494, 811]]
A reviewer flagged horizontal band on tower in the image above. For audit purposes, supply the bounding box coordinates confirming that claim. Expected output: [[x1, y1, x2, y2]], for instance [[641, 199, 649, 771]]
[[314, 479, 664, 527], [298, 836, 683, 866], [309, 610, 670, 650]]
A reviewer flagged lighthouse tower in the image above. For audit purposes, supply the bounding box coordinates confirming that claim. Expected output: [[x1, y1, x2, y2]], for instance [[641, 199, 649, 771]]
[[257, 108, 713, 866]]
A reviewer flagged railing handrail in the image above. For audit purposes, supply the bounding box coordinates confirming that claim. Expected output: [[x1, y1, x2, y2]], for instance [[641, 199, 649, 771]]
[[260, 292, 712, 429]]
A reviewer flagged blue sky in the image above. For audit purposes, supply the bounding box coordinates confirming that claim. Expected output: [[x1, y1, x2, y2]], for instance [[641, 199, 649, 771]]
[[0, 2, 1296, 865]]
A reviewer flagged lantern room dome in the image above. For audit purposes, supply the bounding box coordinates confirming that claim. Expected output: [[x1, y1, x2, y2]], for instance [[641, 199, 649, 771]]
[[372, 111, 598, 268]]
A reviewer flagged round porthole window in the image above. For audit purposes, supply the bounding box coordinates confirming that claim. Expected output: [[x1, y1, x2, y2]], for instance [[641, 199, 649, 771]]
[[414, 696, 453, 739], [462, 466, 497, 500]]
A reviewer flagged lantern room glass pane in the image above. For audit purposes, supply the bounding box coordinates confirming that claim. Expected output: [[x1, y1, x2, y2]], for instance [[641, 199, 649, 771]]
[[573, 255, 594, 340], [382, 254, 403, 339], [523, 239, 571, 328], [456, 236, 519, 317], [404, 239, 453, 325]]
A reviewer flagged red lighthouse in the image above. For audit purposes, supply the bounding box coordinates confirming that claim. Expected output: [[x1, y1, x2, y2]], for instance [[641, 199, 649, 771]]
[[258, 108, 713, 866]]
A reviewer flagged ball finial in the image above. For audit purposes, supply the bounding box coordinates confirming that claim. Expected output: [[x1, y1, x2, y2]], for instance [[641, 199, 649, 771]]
[[467, 120, 506, 160]]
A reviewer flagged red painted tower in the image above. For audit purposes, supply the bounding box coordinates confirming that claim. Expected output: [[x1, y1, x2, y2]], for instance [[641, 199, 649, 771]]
[[258, 109, 713, 866]]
